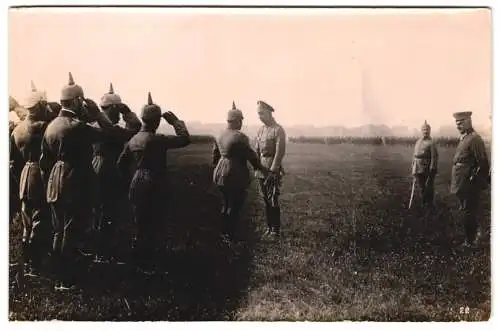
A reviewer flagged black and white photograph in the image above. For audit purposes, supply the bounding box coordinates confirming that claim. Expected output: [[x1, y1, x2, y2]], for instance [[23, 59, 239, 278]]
[[4, 2, 495, 324]]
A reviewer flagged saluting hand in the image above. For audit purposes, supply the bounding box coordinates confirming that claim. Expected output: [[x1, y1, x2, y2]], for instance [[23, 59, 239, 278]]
[[83, 98, 101, 120], [118, 103, 132, 114], [162, 111, 179, 125]]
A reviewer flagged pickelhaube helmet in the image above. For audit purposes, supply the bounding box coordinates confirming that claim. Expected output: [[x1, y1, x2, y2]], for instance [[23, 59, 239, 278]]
[[421, 120, 431, 130], [60, 72, 84, 101], [100, 82, 122, 108], [9, 95, 19, 111], [141, 92, 161, 120], [24, 80, 48, 109], [227, 100, 244, 121]]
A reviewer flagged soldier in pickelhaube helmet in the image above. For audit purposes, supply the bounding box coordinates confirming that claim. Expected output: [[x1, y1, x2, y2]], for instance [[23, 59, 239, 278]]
[[91, 83, 141, 264], [40, 72, 115, 290], [411, 120, 439, 209], [450, 111, 490, 248], [212, 101, 269, 243], [9, 96, 22, 224], [117, 92, 190, 274], [254, 100, 287, 239], [10, 80, 54, 277]]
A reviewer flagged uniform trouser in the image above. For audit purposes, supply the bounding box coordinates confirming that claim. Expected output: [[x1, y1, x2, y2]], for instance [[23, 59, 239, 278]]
[[21, 199, 50, 271], [50, 201, 87, 283], [457, 191, 481, 244], [131, 199, 164, 269], [218, 186, 246, 238], [258, 179, 281, 232], [93, 194, 121, 258], [415, 173, 435, 207]]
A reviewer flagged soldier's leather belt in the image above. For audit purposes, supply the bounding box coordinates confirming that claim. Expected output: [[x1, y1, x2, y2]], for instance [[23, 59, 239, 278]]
[[413, 155, 430, 159]]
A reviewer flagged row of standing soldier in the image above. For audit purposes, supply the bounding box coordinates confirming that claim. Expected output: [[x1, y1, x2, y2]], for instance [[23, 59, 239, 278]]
[[9, 73, 287, 290], [412, 113, 490, 248], [9, 73, 192, 290]]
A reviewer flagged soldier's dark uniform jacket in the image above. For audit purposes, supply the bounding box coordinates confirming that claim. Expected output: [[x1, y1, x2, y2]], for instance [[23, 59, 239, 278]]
[[212, 103, 266, 239], [10, 84, 55, 274], [9, 120, 21, 223], [91, 85, 141, 261], [450, 111, 490, 246], [92, 111, 141, 194], [118, 121, 190, 203], [117, 98, 190, 270], [451, 131, 490, 196], [213, 129, 262, 191], [412, 124, 439, 207]]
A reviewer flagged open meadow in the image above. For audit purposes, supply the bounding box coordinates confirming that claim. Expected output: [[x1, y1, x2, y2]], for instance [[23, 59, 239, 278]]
[[8, 141, 491, 321]]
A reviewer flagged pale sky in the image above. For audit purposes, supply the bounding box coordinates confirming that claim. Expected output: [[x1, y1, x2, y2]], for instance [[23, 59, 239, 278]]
[[8, 8, 492, 128]]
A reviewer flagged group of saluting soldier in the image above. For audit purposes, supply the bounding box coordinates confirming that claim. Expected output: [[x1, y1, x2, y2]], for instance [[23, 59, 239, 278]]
[[9, 73, 287, 291], [411, 114, 490, 248]]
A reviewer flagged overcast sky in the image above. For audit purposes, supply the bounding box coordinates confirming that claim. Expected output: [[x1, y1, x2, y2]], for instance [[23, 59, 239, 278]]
[[8, 8, 491, 128]]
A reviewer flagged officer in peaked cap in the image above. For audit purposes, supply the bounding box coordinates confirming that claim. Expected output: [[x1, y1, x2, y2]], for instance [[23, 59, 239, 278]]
[[117, 92, 190, 274], [254, 100, 287, 239], [91, 83, 141, 264], [212, 101, 269, 244], [450, 110, 490, 248], [411, 120, 439, 210], [40, 72, 115, 290], [10, 81, 55, 276]]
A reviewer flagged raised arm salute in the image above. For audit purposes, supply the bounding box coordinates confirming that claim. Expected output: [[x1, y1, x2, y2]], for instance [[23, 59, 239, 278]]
[[91, 83, 141, 264], [117, 92, 190, 274], [40, 72, 114, 291]]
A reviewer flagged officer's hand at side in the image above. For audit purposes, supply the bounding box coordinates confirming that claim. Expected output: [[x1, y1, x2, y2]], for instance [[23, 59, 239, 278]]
[[162, 111, 179, 125]]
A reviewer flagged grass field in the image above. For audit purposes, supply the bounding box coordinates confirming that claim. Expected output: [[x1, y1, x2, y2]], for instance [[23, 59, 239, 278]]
[[8, 142, 491, 321]]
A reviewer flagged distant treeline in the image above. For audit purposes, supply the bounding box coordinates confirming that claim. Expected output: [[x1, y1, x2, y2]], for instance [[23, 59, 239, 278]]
[[288, 136, 462, 147]]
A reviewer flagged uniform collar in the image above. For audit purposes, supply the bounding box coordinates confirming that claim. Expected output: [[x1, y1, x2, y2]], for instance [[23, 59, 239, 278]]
[[460, 129, 475, 140], [60, 108, 77, 117]]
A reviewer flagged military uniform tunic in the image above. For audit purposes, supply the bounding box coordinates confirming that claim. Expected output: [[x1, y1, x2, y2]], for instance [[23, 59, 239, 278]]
[[40, 109, 110, 283], [213, 129, 262, 191], [254, 121, 286, 233], [212, 128, 263, 238], [450, 130, 490, 244], [412, 136, 438, 207], [10, 115, 51, 271], [117, 120, 190, 268], [451, 131, 489, 196], [91, 111, 141, 259]]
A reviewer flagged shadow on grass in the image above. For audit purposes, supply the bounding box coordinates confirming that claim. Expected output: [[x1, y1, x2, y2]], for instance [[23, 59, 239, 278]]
[[9, 155, 257, 321]]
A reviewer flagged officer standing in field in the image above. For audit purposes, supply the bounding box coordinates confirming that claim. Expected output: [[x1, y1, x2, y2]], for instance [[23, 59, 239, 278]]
[[10, 81, 54, 277], [91, 83, 141, 264], [212, 101, 269, 243], [254, 100, 287, 239], [411, 120, 439, 209], [117, 92, 190, 274], [40, 72, 115, 290], [450, 111, 490, 248]]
